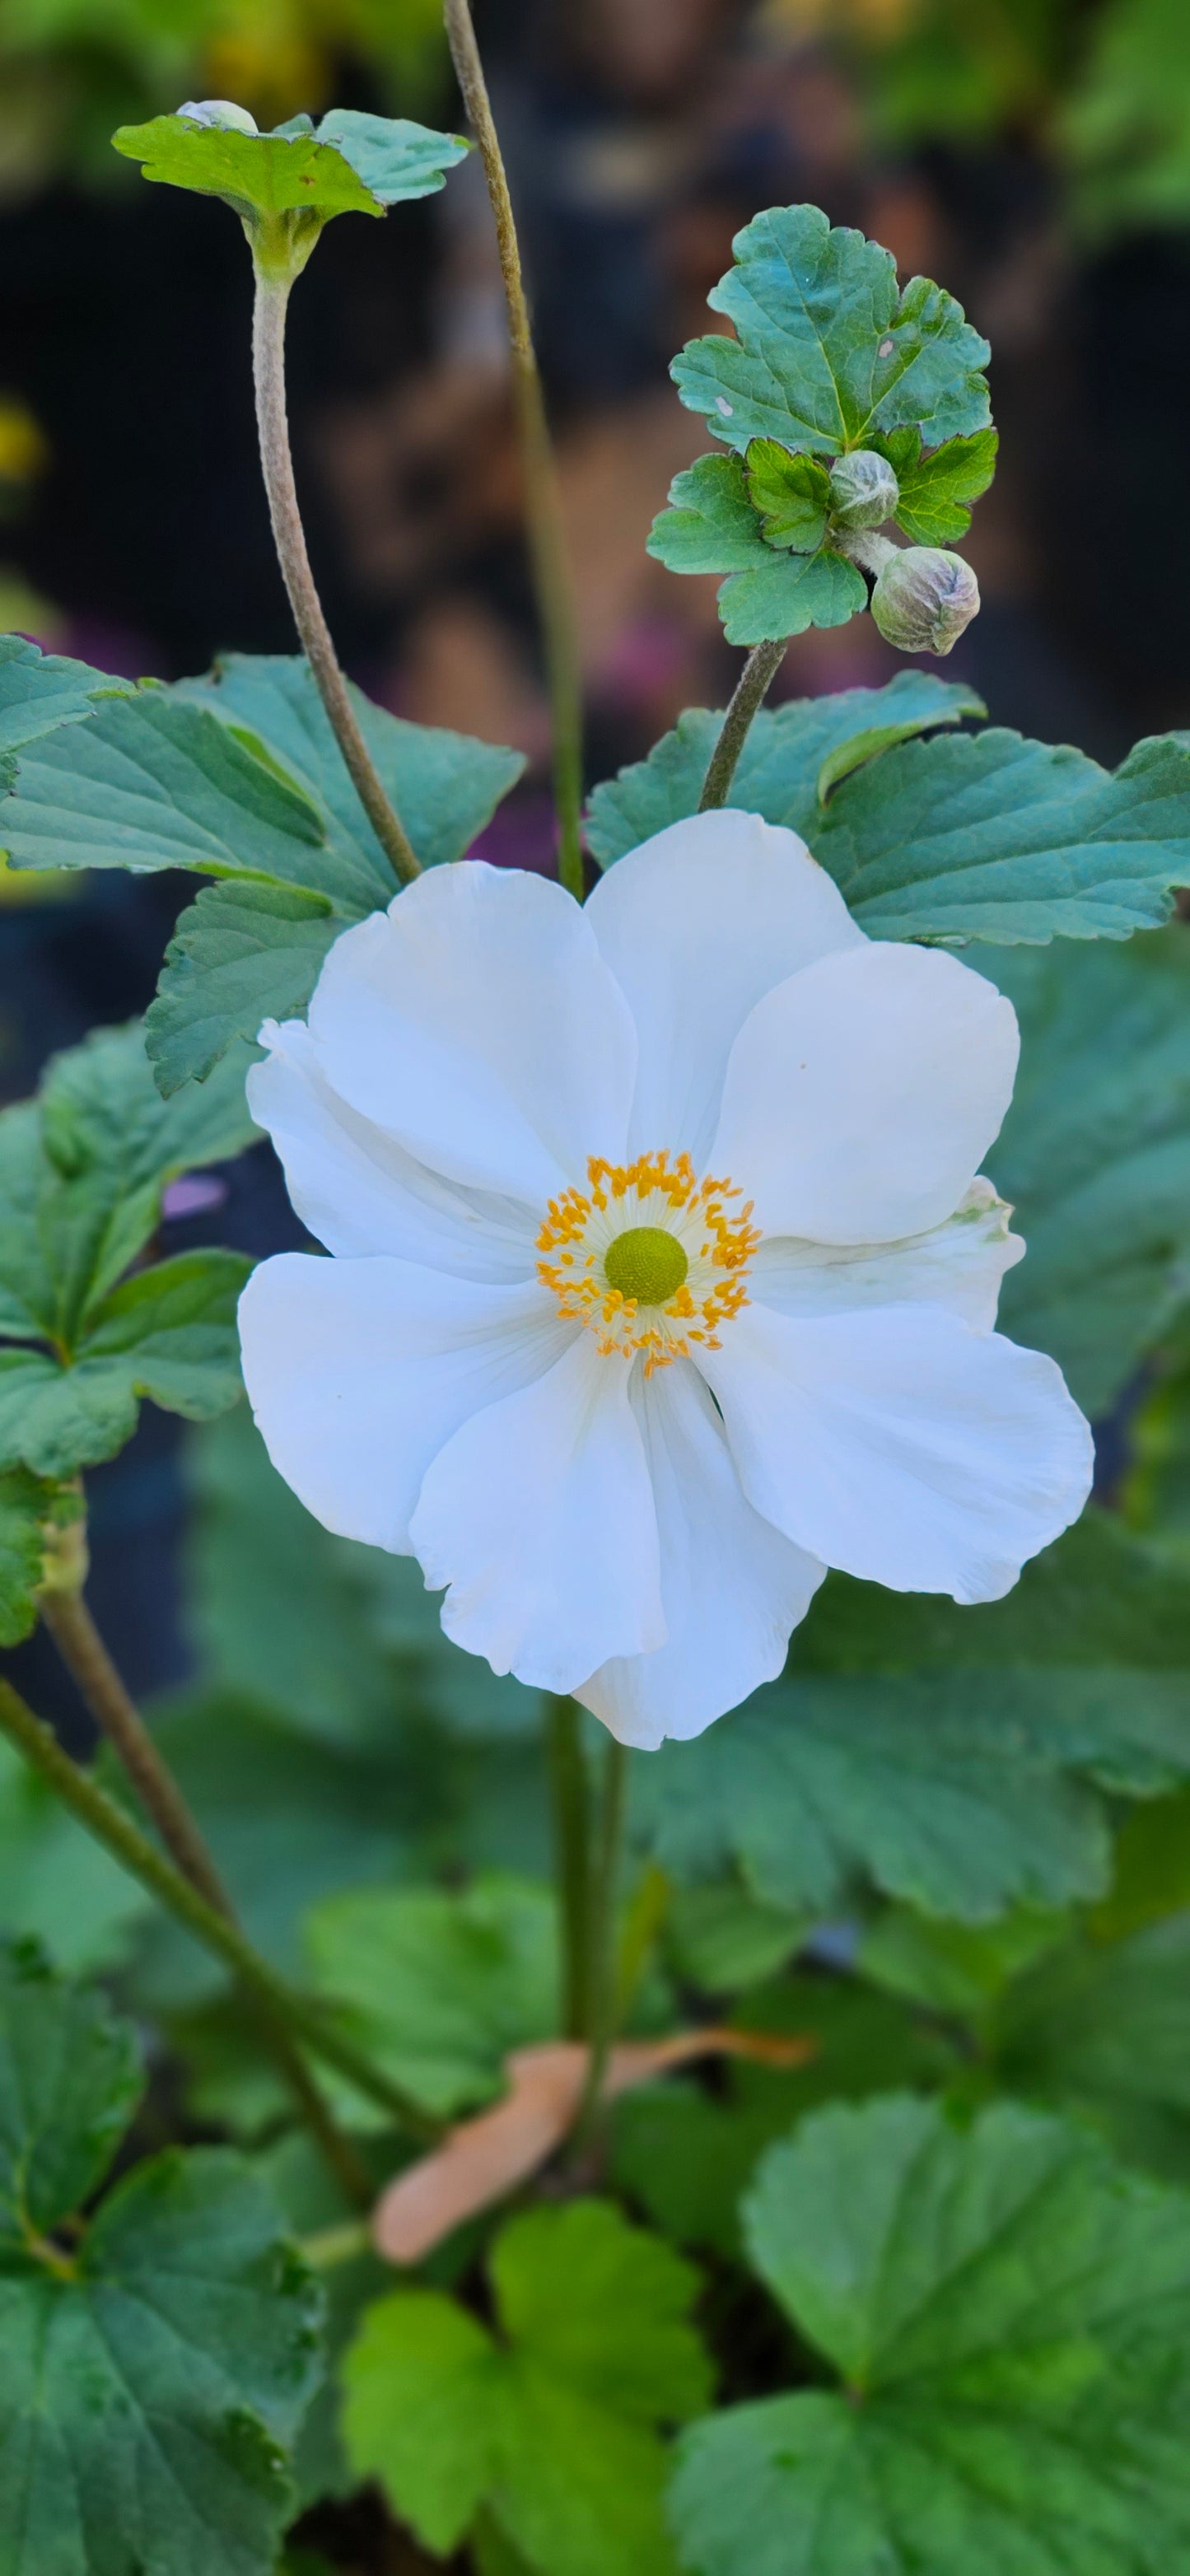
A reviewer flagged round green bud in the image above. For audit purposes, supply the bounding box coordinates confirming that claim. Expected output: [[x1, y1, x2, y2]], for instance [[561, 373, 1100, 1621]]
[[828, 450, 899, 531], [604, 1226, 688, 1307], [870, 547, 980, 656]]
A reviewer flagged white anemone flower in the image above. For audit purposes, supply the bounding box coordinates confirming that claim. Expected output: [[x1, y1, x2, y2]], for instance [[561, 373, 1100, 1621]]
[[239, 811, 1093, 1748]]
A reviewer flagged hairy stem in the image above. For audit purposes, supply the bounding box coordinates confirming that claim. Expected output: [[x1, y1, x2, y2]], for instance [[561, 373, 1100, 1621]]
[[0, 1680, 436, 2140], [40, 1586, 231, 1914], [252, 268, 420, 887], [698, 637, 789, 811], [443, 0, 586, 899], [573, 1735, 628, 2142], [546, 1696, 593, 2038]]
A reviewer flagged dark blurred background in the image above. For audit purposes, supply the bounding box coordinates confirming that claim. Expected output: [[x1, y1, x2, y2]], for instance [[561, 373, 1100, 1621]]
[[2, 0, 1188, 1719]]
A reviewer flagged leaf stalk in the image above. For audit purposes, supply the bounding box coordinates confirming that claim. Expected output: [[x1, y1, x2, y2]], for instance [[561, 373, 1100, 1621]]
[[698, 637, 789, 810]]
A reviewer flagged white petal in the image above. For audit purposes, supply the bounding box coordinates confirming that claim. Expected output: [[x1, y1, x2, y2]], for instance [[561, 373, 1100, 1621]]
[[701, 1301, 1093, 1603], [584, 810, 865, 1165], [306, 864, 637, 1204], [749, 1180, 1024, 1332], [239, 1254, 569, 1551], [712, 940, 1020, 1244], [409, 1336, 665, 1694], [576, 1359, 824, 1749], [248, 1018, 538, 1281]]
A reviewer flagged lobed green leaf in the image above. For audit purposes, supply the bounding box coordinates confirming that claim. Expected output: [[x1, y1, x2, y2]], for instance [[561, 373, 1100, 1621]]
[[671, 204, 990, 461]]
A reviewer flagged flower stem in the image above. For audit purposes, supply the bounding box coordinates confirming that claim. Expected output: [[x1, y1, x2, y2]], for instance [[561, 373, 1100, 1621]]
[[443, 0, 586, 901], [698, 637, 789, 812], [573, 1735, 628, 2143], [546, 1695, 594, 2038], [0, 1678, 436, 2142], [251, 266, 421, 889], [36, 1580, 372, 2202]]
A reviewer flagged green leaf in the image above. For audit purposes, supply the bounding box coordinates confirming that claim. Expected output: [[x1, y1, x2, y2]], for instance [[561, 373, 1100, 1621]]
[[343, 2199, 708, 2575], [0, 1467, 54, 1645], [716, 546, 866, 648], [647, 453, 776, 576], [672, 2094, 1190, 2576], [113, 110, 466, 231], [585, 672, 982, 866], [0, 632, 133, 763], [990, 928, 1190, 1412], [612, 1974, 950, 2259], [646, 452, 864, 636], [0, 1939, 142, 2242], [187, 1406, 539, 1748], [304, 1876, 558, 2118], [672, 203, 990, 461], [156, 656, 525, 1086], [118, 1689, 423, 2020], [636, 1514, 1190, 1920], [0, 1248, 251, 1477], [810, 725, 1190, 942], [147, 881, 338, 1094], [0, 689, 335, 892], [999, 1916, 1190, 2182], [0, 2148, 323, 2576], [879, 422, 999, 543], [0, 1738, 148, 1974], [744, 441, 832, 549], [314, 110, 469, 205], [175, 652, 525, 881], [0, 1022, 256, 1475]]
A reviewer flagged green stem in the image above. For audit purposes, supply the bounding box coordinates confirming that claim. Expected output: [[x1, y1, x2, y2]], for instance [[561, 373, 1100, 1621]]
[[251, 264, 421, 888], [546, 1695, 593, 2038], [573, 1736, 628, 2141], [0, 1680, 435, 2141], [39, 1580, 373, 2209], [698, 637, 789, 812], [443, 0, 586, 899]]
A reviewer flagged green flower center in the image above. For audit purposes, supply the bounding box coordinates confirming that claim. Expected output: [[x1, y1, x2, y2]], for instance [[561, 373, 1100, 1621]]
[[604, 1225, 688, 1307]]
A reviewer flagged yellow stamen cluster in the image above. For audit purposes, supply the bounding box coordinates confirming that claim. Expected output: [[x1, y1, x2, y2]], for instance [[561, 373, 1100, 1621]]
[[537, 1149, 759, 1373]]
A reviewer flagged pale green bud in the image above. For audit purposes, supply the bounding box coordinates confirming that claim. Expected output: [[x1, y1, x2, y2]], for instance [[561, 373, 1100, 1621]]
[[828, 449, 898, 531], [176, 99, 259, 134], [870, 546, 980, 656]]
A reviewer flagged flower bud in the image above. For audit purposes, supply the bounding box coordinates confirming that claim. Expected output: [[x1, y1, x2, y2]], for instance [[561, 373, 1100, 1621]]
[[828, 449, 898, 531], [870, 547, 980, 656], [176, 99, 259, 134]]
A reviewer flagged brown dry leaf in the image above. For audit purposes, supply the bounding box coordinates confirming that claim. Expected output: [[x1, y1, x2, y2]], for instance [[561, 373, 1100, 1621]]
[[372, 2025, 815, 2264]]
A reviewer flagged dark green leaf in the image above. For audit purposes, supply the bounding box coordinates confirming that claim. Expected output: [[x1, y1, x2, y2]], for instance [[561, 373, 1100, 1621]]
[[0, 1738, 148, 1974], [343, 2200, 708, 2574], [879, 422, 999, 543], [671, 204, 990, 460], [187, 1406, 539, 1748], [0, 632, 133, 760], [147, 880, 338, 1094], [0, 688, 334, 893], [672, 2095, 1190, 2576], [0, 1940, 142, 2242], [585, 673, 982, 866], [304, 1877, 558, 2117], [810, 725, 1190, 942], [636, 1514, 1190, 1919], [646, 453, 774, 576], [990, 929, 1190, 1411], [716, 546, 866, 647], [0, 2147, 323, 2576], [1000, 1916, 1190, 2182], [0, 1249, 252, 1477], [744, 442, 832, 549]]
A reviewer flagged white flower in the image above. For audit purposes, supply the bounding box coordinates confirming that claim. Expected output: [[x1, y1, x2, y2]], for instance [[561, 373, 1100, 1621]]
[[238, 811, 1093, 1748]]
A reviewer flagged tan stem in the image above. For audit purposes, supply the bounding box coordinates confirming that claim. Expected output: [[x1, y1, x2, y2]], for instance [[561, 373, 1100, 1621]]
[[252, 270, 420, 888], [443, 0, 586, 900]]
